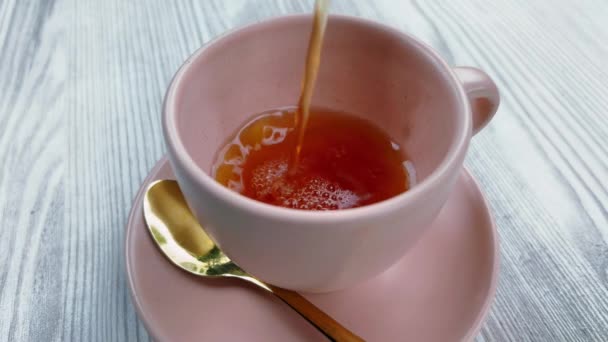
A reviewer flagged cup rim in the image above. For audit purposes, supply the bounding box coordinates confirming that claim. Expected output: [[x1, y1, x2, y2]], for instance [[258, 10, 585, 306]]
[[163, 14, 471, 223]]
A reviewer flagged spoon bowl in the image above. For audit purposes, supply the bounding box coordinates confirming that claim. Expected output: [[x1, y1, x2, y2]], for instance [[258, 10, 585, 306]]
[[143, 180, 270, 289]]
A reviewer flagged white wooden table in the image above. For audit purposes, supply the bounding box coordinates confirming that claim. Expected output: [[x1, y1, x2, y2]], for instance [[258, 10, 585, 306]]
[[1, 1, 607, 341]]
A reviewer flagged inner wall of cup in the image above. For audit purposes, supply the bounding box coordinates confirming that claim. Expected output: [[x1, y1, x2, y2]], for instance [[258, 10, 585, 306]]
[[174, 16, 460, 184]]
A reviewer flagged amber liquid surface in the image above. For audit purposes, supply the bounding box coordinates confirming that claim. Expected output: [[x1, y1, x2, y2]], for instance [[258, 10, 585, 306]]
[[212, 108, 409, 210]]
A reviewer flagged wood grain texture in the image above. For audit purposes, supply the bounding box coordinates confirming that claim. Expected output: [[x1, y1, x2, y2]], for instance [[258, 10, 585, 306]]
[[0, 0, 607, 341]]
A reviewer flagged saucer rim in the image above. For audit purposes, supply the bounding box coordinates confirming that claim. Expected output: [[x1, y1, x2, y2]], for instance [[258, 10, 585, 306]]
[[125, 155, 499, 342], [460, 168, 499, 341]]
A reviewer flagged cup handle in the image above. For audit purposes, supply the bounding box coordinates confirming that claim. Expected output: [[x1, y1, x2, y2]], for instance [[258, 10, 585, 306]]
[[453, 67, 500, 135]]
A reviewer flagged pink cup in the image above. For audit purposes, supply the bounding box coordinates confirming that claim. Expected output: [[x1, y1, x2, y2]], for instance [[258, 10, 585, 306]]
[[163, 15, 499, 293]]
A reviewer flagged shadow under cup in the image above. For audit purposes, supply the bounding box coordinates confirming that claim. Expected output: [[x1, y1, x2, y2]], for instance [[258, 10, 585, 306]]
[[164, 15, 470, 292]]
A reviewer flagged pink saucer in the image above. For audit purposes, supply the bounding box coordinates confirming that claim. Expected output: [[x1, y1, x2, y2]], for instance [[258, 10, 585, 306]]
[[126, 156, 498, 342]]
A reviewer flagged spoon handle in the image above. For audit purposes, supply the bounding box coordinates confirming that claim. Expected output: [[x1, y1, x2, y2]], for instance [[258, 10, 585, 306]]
[[268, 285, 365, 342]]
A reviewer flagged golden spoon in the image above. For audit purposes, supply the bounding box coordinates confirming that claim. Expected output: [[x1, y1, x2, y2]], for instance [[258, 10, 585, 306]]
[[143, 179, 364, 342]]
